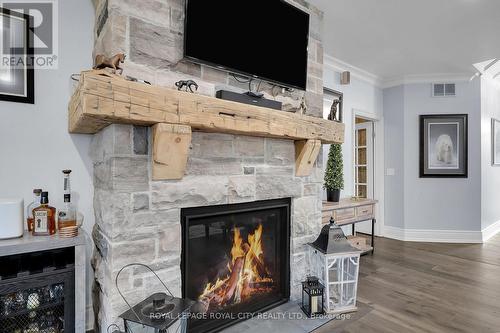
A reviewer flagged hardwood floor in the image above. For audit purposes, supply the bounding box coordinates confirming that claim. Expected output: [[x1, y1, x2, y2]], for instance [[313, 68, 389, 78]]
[[315, 234, 500, 333]]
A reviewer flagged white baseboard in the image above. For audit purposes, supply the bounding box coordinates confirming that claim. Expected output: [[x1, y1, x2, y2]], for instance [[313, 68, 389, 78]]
[[481, 220, 500, 242], [383, 225, 483, 243]]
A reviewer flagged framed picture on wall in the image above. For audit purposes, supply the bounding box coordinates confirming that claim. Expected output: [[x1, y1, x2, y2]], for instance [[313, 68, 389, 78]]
[[0, 7, 34, 104], [492, 119, 500, 166], [419, 114, 468, 178], [323, 88, 343, 122]]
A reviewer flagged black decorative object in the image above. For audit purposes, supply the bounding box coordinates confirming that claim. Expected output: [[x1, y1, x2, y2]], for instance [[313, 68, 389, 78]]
[[116, 263, 194, 333], [301, 276, 324, 317], [324, 88, 343, 123], [419, 114, 468, 178], [310, 217, 361, 255], [175, 79, 199, 93], [0, 8, 34, 104]]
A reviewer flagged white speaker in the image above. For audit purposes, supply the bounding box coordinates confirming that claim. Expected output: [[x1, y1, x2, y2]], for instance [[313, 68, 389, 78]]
[[0, 198, 24, 239]]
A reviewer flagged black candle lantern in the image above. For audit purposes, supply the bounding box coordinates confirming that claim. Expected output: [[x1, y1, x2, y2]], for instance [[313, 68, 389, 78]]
[[301, 276, 324, 317], [113, 263, 194, 333]]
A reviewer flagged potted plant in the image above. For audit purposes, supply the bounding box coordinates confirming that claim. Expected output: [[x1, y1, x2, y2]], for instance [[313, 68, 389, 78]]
[[324, 143, 344, 202]]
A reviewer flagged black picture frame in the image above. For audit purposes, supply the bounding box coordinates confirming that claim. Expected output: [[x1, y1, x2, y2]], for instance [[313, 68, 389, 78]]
[[419, 114, 468, 178], [0, 7, 34, 104]]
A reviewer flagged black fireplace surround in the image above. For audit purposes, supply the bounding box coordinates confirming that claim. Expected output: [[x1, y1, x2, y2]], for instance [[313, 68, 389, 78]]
[[181, 198, 291, 333]]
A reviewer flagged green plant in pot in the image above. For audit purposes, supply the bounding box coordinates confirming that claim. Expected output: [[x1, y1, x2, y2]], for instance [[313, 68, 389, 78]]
[[324, 143, 344, 202]]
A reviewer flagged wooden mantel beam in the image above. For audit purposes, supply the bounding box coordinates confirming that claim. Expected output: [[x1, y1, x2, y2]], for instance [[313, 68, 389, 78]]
[[69, 70, 344, 179], [68, 70, 344, 144]]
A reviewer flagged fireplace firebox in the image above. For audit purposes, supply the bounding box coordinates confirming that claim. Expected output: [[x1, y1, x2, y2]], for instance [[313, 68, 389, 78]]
[[181, 198, 291, 333]]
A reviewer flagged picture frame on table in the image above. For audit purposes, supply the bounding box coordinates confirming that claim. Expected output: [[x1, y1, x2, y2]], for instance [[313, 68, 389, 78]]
[[419, 114, 468, 178], [0, 7, 34, 104]]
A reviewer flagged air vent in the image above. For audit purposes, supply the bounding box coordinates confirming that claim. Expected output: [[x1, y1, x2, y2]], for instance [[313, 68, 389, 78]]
[[432, 83, 456, 97]]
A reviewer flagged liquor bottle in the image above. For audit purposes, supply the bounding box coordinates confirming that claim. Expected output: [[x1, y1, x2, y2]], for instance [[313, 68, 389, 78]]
[[26, 189, 42, 232], [58, 170, 77, 230], [32, 192, 56, 236]]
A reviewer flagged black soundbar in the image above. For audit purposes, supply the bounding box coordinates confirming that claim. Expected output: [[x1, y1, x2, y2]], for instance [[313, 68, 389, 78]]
[[216, 90, 282, 110]]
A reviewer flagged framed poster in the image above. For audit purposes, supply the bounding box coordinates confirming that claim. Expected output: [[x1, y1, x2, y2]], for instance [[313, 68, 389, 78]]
[[492, 118, 500, 166], [0, 7, 34, 104], [419, 114, 468, 178]]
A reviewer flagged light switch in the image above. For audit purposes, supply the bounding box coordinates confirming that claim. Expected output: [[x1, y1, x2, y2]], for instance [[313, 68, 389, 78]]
[[386, 168, 396, 176]]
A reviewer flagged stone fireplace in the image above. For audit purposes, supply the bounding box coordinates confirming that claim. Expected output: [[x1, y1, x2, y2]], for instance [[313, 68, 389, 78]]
[[182, 199, 291, 332], [91, 127, 324, 331], [89, 0, 325, 331]]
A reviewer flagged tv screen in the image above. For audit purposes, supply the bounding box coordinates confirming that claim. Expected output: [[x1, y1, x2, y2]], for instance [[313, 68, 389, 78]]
[[184, 0, 310, 90]]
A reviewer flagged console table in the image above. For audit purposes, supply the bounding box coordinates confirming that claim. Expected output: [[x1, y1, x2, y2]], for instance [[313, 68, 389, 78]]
[[322, 198, 377, 254]]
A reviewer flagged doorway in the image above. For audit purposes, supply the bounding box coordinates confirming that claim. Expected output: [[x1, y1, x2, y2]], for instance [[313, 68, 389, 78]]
[[354, 117, 375, 235], [354, 118, 374, 199]]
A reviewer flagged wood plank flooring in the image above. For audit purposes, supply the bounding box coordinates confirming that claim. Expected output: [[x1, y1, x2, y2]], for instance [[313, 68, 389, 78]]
[[314, 234, 500, 333]]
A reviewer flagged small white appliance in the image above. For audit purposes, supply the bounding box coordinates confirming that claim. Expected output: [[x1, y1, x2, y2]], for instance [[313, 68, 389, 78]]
[[0, 198, 24, 239]]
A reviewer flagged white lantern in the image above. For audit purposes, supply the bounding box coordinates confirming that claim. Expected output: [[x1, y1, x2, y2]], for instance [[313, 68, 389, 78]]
[[308, 218, 361, 314]]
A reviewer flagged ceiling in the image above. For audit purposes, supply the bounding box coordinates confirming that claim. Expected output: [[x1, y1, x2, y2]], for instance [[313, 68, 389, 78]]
[[309, 0, 500, 80]]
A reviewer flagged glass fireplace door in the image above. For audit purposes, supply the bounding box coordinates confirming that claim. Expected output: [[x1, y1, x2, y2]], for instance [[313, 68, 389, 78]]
[[181, 198, 290, 333]]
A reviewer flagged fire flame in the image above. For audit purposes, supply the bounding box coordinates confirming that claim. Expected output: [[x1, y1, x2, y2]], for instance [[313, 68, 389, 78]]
[[198, 224, 274, 311]]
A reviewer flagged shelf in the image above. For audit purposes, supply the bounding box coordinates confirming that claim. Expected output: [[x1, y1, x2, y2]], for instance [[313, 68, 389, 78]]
[[68, 70, 345, 180], [69, 70, 345, 143]]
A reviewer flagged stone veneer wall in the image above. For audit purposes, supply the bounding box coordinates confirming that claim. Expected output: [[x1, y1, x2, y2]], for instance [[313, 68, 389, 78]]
[[88, 0, 325, 331]]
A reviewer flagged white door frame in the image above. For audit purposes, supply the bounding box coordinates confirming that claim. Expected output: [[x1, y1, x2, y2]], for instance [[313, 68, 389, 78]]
[[351, 108, 385, 237]]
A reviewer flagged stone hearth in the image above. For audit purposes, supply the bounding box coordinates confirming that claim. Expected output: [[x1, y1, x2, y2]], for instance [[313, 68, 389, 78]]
[[89, 0, 325, 331], [91, 126, 324, 330]]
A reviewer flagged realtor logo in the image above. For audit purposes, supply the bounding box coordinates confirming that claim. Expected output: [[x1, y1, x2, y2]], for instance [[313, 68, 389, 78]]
[[1, 0, 58, 68]]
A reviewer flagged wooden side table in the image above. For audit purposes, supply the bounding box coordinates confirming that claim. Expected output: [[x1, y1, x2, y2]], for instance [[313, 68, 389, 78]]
[[322, 198, 378, 254]]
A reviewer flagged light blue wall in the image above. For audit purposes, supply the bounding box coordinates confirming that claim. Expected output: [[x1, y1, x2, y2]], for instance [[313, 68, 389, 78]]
[[403, 81, 482, 231], [383, 86, 405, 228], [323, 67, 383, 199], [480, 78, 500, 230], [383, 81, 482, 232]]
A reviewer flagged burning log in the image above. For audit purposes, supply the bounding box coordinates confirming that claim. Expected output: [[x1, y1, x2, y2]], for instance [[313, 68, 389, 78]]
[[222, 255, 245, 303], [197, 224, 275, 311]]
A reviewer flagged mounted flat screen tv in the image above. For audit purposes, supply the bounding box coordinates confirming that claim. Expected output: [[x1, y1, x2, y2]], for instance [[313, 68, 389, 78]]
[[184, 0, 310, 90]]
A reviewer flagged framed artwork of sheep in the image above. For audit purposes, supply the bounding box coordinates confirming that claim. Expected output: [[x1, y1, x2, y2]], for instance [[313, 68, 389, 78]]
[[420, 114, 468, 178]]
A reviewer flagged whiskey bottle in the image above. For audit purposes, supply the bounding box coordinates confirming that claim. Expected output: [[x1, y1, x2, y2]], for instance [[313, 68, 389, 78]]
[[32, 192, 56, 236], [26, 188, 42, 232], [58, 170, 77, 229]]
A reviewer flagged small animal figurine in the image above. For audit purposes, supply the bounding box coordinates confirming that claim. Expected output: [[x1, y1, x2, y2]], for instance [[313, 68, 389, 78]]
[[299, 96, 307, 114], [175, 80, 199, 93], [328, 99, 340, 121], [93, 53, 126, 74]]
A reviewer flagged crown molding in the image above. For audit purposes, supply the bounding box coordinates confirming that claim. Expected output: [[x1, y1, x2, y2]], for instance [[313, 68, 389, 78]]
[[323, 55, 384, 87], [381, 73, 472, 89], [323, 55, 472, 89]]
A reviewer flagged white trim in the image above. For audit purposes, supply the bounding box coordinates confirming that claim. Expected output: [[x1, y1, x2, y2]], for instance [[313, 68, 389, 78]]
[[381, 73, 471, 89], [324, 55, 384, 87], [383, 225, 483, 243], [323, 54, 472, 89], [351, 109, 385, 237], [482, 220, 500, 242]]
